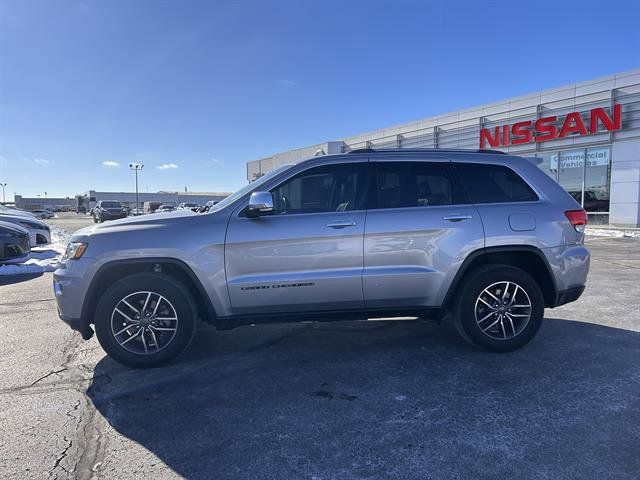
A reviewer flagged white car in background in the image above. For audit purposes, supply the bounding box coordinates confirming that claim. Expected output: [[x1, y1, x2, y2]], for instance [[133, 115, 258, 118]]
[[30, 209, 55, 219], [0, 211, 51, 246], [177, 202, 199, 211]]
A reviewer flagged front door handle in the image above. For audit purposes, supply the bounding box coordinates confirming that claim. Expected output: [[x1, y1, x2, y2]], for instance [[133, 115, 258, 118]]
[[325, 221, 357, 228], [442, 214, 472, 222]]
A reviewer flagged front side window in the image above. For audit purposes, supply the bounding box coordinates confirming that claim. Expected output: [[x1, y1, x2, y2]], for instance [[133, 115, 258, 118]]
[[270, 163, 368, 215], [374, 161, 453, 209], [455, 163, 538, 203]]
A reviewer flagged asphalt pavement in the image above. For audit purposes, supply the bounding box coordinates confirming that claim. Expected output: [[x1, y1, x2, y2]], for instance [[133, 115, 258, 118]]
[[0, 214, 638, 479]]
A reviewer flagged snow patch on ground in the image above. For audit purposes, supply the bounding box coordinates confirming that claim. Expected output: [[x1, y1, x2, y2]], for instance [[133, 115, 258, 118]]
[[0, 225, 70, 276], [586, 228, 640, 239]]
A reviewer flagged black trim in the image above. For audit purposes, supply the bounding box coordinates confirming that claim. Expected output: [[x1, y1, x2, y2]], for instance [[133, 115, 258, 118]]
[[442, 245, 559, 308], [80, 257, 216, 326], [216, 307, 443, 330], [59, 314, 94, 340], [552, 286, 585, 308], [347, 148, 506, 155]]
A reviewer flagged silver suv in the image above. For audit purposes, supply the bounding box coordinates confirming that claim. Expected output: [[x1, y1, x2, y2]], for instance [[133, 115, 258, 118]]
[[54, 149, 590, 368]]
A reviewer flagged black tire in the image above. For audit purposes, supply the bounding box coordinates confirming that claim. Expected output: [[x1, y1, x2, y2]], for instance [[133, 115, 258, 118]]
[[93, 215, 98, 223], [452, 264, 544, 352], [94, 273, 198, 368]]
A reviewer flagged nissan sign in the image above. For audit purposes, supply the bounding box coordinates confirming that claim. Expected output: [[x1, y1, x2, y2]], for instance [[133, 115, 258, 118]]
[[480, 104, 622, 148]]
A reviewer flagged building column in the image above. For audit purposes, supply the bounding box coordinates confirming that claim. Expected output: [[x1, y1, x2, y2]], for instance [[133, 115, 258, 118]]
[[609, 139, 640, 227]]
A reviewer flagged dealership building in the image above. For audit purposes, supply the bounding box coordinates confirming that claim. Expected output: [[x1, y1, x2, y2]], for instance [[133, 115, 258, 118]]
[[247, 69, 640, 227]]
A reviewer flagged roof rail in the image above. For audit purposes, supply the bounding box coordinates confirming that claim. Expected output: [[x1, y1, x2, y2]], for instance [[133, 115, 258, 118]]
[[347, 147, 506, 155]]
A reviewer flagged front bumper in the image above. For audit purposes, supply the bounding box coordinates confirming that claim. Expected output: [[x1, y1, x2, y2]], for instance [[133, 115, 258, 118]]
[[100, 212, 127, 220], [57, 311, 94, 339], [53, 257, 97, 339]]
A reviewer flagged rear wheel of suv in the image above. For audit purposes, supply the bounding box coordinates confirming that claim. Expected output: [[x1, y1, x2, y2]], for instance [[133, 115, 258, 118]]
[[453, 264, 544, 352], [94, 273, 198, 368]]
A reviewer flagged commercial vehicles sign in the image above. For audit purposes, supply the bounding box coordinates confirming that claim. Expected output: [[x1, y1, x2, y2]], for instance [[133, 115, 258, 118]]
[[480, 104, 622, 148], [550, 148, 610, 170]]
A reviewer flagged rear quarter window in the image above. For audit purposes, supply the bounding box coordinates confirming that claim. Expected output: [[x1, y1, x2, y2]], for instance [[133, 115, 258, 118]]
[[454, 163, 539, 203]]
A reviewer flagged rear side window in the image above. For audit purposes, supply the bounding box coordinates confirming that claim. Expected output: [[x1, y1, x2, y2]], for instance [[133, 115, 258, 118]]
[[374, 162, 453, 209], [454, 163, 538, 203]]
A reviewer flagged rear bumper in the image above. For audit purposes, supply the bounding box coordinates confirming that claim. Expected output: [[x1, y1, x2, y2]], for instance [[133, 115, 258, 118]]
[[551, 285, 585, 307]]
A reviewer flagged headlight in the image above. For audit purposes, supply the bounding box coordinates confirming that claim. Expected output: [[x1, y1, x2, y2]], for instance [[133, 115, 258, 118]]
[[64, 242, 88, 260]]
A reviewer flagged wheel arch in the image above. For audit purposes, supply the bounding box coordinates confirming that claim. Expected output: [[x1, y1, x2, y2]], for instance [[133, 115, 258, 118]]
[[443, 245, 558, 309], [81, 258, 217, 327]]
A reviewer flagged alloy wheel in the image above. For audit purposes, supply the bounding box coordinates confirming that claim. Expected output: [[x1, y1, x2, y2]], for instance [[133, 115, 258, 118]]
[[474, 281, 532, 340], [110, 291, 179, 355]]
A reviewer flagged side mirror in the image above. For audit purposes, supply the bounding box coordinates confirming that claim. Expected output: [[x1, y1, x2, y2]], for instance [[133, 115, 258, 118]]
[[246, 191, 274, 217]]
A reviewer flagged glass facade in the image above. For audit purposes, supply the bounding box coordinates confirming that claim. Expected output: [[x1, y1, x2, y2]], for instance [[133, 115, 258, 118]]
[[536, 146, 611, 224]]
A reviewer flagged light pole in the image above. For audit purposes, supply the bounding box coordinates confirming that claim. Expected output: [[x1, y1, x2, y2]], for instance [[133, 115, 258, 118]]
[[129, 163, 144, 212], [0, 183, 6, 205]]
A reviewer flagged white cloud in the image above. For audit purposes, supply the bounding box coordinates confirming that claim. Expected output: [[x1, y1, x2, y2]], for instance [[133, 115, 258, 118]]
[[157, 163, 179, 170], [102, 160, 119, 167], [211, 158, 220, 164], [280, 79, 297, 86], [33, 158, 50, 165]]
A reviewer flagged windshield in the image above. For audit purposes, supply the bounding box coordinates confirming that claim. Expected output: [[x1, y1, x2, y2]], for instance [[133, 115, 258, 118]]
[[101, 202, 121, 208], [210, 164, 294, 212]]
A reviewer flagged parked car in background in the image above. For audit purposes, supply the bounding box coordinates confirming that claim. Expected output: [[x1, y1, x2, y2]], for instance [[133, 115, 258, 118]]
[[54, 149, 590, 368], [157, 204, 176, 212], [143, 201, 162, 214], [30, 209, 55, 219], [0, 204, 37, 218], [0, 221, 31, 264], [92, 201, 128, 223], [130, 208, 145, 216], [198, 200, 219, 213], [0, 212, 51, 245], [177, 202, 199, 211]]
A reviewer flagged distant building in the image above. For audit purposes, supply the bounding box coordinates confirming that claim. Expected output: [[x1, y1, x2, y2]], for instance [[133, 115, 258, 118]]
[[14, 190, 231, 212], [75, 190, 231, 212], [14, 195, 76, 212]]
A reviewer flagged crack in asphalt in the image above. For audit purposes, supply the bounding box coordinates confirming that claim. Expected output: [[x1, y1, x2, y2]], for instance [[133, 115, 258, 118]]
[[30, 368, 68, 387], [16, 331, 111, 480], [0, 297, 56, 306], [49, 436, 72, 477]]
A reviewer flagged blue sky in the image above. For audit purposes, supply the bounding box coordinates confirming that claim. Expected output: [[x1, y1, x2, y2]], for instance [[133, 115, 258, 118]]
[[1, 0, 638, 200]]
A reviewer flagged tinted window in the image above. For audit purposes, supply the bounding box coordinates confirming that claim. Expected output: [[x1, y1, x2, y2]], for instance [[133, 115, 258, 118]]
[[374, 162, 452, 209], [455, 163, 538, 203], [270, 163, 368, 214], [100, 201, 121, 208]]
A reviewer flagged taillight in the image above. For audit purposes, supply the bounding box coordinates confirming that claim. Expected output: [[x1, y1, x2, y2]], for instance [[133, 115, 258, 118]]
[[565, 209, 587, 232]]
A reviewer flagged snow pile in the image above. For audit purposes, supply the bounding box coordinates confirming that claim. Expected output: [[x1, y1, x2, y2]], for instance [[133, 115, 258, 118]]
[[586, 228, 640, 239], [0, 225, 70, 276]]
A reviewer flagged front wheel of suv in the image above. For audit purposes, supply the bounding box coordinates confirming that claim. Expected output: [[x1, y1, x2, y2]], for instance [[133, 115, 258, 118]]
[[94, 273, 198, 368], [453, 264, 544, 352]]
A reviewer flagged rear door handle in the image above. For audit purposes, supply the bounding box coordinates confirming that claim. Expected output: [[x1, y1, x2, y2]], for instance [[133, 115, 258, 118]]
[[325, 221, 357, 228], [442, 214, 472, 222]]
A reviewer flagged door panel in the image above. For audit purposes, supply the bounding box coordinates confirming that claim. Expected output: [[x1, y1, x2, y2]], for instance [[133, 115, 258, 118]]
[[363, 205, 483, 307], [225, 161, 370, 315], [225, 212, 366, 314], [363, 160, 484, 308]]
